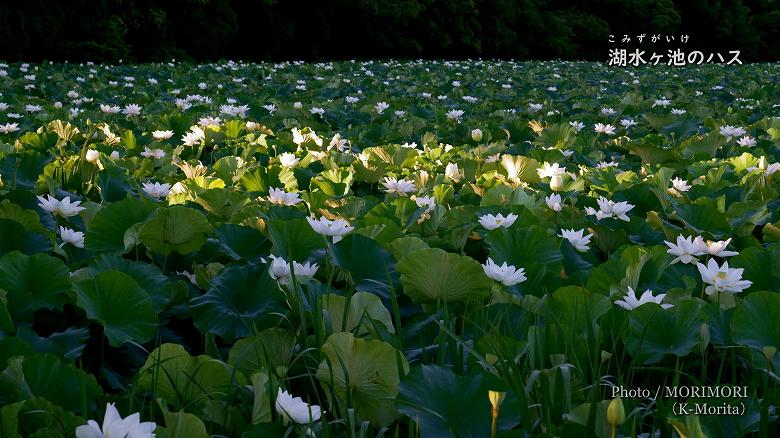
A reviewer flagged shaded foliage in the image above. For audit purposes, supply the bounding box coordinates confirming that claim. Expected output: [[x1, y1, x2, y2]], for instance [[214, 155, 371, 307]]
[[0, 0, 777, 62]]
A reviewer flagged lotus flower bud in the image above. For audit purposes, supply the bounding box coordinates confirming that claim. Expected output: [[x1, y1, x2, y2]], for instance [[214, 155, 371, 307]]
[[472, 128, 483, 142], [763, 346, 777, 362], [607, 397, 626, 427], [550, 174, 564, 191]]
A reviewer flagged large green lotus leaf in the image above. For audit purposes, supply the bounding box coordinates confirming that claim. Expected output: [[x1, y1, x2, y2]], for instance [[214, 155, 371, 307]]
[[16, 327, 89, 361], [194, 188, 250, 220], [0, 337, 34, 370], [310, 168, 353, 196], [138, 343, 232, 409], [500, 154, 540, 183], [88, 254, 172, 312], [731, 291, 780, 354], [673, 198, 731, 239], [623, 300, 702, 365], [322, 292, 395, 336], [0, 292, 13, 334], [212, 155, 245, 185], [96, 160, 132, 202], [190, 263, 287, 341], [0, 200, 47, 233], [0, 397, 86, 438], [542, 286, 611, 335], [213, 223, 269, 261], [74, 270, 157, 347], [330, 234, 397, 296], [85, 197, 157, 254], [162, 409, 209, 438], [479, 184, 536, 208], [239, 165, 283, 193], [396, 365, 491, 438], [0, 251, 71, 322], [728, 247, 780, 292], [0, 219, 49, 256], [586, 245, 688, 297], [0, 353, 101, 415], [266, 218, 325, 261], [316, 332, 408, 427], [227, 327, 296, 376], [484, 225, 563, 294], [0, 152, 49, 190], [396, 248, 492, 304], [387, 236, 429, 261], [139, 205, 211, 255]]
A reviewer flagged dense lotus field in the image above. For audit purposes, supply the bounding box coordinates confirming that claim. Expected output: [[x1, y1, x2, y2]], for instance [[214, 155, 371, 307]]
[[1, 59, 780, 437]]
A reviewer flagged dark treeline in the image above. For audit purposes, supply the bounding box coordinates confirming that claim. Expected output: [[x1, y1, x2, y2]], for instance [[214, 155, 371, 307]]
[[0, 0, 778, 62]]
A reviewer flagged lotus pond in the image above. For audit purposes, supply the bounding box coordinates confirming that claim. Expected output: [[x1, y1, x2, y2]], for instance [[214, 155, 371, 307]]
[[0, 60, 779, 437]]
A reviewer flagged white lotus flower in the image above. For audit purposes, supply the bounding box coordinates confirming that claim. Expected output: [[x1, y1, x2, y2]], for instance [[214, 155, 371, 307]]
[[446, 109, 465, 121], [444, 162, 460, 181], [85, 149, 100, 163], [306, 216, 354, 243], [59, 226, 85, 248], [267, 187, 302, 206], [152, 130, 174, 140], [670, 108, 687, 115], [558, 228, 593, 252], [478, 213, 518, 230], [99, 104, 121, 114], [586, 196, 634, 221], [600, 107, 616, 116], [696, 259, 752, 295], [594, 123, 616, 135], [653, 98, 671, 107], [75, 402, 156, 438], [122, 104, 142, 116], [482, 258, 527, 286], [537, 162, 566, 178], [569, 121, 585, 133], [375, 101, 390, 114], [309, 106, 325, 116], [181, 126, 205, 146], [141, 182, 171, 199], [291, 127, 322, 146], [267, 256, 319, 286], [414, 195, 436, 212], [736, 136, 756, 147], [697, 237, 739, 258], [0, 122, 19, 133], [110, 151, 120, 160], [664, 235, 706, 264], [620, 118, 636, 128], [140, 147, 165, 159], [719, 125, 746, 140], [545, 193, 562, 211], [382, 177, 416, 195], [615, 287, 672, 310], [198, 116, 221, 127], [37, 195, 85, 218], [471, 128, 483, 141], [670, 177, 691, 192], [278, 152, 300, 168], [275, 389, 322, 425]]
